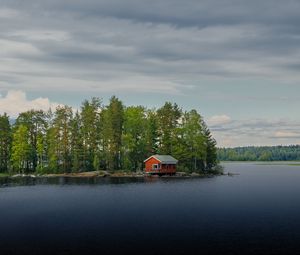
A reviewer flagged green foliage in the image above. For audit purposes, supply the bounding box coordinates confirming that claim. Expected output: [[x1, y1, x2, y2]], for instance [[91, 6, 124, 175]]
[[80, 98, 102, 170], [122, 106, 147, 171], [144, 110, 159, 156], [203, 123, 218, 169], [15, 110, 48, 171], [46, 127, 58, 173], [0, 113, 11, 172], [36, 133, 45, 171], [55, 106, 73, 172], [104, 96, 124, 170], [173, 110, 208, 172], [11, 125, 30, 173], [157, 102, 181, 154], [93, 154, 100, 171], [70, 111, 83, 172], [47, 106, 73, 173], [218, 146, 300, 161], [3, 97, 218, 173]]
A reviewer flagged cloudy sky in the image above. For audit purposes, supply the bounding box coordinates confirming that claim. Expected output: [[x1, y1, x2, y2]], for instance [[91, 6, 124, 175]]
[[1, 0, 300, 147]]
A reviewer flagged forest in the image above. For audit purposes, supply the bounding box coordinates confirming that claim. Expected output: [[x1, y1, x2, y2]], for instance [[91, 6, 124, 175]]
[[0, 96, 217, 174], [218, 146, 300, 161]]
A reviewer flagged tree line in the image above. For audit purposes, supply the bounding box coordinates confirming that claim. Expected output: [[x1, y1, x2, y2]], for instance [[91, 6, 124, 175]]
[[0, 97, 217, 174], [218, 145, 300, 161]]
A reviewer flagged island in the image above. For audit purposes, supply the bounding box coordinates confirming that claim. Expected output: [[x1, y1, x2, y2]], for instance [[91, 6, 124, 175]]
[[0, 97, 221, 178]]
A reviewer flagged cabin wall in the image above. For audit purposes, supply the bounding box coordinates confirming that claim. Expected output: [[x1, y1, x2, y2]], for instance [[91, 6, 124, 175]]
[[145, 157, 176, 174], [161, 164, 176, 174], [145, 157, 160, 172]]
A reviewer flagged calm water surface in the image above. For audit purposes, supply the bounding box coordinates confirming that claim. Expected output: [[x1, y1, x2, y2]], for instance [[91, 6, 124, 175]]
[[1, 162, 300, 255]]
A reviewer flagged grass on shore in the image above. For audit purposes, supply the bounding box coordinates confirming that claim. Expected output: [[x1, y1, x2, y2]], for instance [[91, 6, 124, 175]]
[[0, 173, 10, 178]]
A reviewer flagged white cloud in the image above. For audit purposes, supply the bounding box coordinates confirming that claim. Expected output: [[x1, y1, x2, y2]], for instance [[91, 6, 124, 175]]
[[208, 117, 300, 147], [207, 114, 231, 126], [0, 90, 61, 118], [0, 39, 42, 57], [274, 131, 300, 138]]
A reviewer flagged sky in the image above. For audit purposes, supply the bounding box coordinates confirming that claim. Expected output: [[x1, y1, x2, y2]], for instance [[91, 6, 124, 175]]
[[1, 0, 300, 147]]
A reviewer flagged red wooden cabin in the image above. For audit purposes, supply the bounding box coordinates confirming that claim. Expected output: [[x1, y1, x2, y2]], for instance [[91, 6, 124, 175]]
[[144, 155, 178, 175]]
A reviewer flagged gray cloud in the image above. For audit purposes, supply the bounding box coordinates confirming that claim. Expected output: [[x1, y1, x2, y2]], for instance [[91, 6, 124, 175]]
[[1, 1, 300, 147], [6, 0, 300, 28], [1, 0, 300, 95]]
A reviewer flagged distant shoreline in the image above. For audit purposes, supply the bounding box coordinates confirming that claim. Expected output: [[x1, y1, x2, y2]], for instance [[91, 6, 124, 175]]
[[221, 160, 300, 163]]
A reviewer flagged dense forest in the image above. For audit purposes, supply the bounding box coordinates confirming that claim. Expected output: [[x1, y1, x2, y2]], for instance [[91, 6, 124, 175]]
[[218, 146, 300, 161], [0, 97, 218, 174]]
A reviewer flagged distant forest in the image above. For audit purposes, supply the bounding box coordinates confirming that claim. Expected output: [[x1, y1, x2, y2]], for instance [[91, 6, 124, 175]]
[[218, 146, 300, 161], [0, 97, 217, 174]]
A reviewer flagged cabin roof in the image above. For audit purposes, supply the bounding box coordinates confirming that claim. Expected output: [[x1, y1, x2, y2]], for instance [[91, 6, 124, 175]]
[[144, 155, 178, 164]]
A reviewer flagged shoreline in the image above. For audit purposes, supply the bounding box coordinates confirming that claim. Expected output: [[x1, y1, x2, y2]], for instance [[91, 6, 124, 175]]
[[0, 170, 224, 179]]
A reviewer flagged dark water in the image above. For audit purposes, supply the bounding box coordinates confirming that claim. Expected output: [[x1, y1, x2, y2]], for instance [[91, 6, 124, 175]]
[[1, 163, 300, 255]]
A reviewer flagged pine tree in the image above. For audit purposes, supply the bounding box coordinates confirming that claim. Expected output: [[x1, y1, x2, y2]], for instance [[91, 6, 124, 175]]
[[145, 110, 159, 156], [70, 111, 83, 172], [47, 127, 58, 173], [157, 102, 181, 154], [49, 106, 73, 173], [36, 133, 46, 172], [0, 113, 11, 172], [80, 98, 101, 170], [104, 96, 124, 170]]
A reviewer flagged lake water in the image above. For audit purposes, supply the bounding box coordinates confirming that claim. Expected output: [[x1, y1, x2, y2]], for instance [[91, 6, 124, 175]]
[[1, 162, 300, 255]]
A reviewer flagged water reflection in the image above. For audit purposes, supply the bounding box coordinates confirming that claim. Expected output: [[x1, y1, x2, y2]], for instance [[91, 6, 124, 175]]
[[0, 175, 194, 188], [0, 174, 204, 188]]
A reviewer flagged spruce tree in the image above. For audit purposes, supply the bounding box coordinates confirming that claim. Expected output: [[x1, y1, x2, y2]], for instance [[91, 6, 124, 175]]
[[104, 96, 124, 170]]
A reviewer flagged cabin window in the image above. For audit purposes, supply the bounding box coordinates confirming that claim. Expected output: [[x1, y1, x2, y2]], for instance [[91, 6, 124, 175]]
[[152, 164, 161, 170]]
